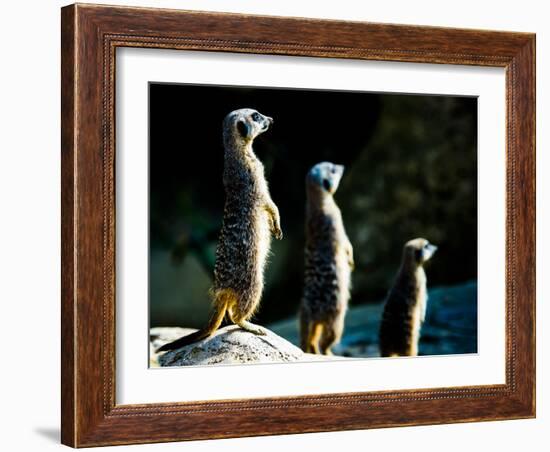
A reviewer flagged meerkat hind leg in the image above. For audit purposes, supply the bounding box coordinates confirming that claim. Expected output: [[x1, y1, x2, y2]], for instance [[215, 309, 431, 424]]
[[320, 315, 344, 356], [319, 325, 336, 356], [236, 320, 266, 335], [228, 307, 266, 335], [305, 322, 323, 355]]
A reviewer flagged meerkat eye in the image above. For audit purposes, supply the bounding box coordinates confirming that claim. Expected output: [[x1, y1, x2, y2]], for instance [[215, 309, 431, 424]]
[[251, 112, 261, 122]]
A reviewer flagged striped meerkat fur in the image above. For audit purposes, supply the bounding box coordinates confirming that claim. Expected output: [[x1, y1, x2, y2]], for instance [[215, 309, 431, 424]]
[[379, 238, 437, 357], [299, 162, 354, 355], [158, 108, 282, 352]]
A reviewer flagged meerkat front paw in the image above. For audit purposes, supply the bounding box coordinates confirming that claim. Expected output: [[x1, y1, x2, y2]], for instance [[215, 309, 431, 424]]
[[269, 215, 283, 240], [265, 203, 283, 240], [273, 224, 283, 240], [346, 244, 355, 269]]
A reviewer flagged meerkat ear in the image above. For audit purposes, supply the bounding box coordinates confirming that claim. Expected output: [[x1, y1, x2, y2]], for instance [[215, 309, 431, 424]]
[[236, 119, 251, 138], [323, 179, 331, 191]]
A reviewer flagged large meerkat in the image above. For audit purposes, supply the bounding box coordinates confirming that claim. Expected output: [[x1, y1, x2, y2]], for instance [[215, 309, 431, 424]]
[[158, 108, 282, 352], [299, 162, 354, 355], [379, 238, 437, 357]]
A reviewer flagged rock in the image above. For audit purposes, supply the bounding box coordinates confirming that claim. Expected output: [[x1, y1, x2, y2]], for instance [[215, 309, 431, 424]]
[[150, 327, 197, 367], [151, 325, 337, 367]]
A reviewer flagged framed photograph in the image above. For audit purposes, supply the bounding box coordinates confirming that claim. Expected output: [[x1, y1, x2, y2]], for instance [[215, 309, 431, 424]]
[[61, 3, 535, 447]]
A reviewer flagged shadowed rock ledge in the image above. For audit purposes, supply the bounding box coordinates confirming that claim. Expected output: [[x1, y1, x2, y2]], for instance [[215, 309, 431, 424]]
[[150, 281, 477, 366], [151, 325, 337, 367], [268, 281, 478, 358]]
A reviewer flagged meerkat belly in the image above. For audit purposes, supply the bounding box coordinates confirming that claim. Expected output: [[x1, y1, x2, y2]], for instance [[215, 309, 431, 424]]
[[215, 210, 270, 290], [252, 208, 272, 278], [335, 245, 351, 304], [411, 288, 427, 339]]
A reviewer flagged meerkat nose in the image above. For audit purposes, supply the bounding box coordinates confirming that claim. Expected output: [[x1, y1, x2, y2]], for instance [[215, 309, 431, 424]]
[[429, 244, 438, 253], [266, 116, 274, 124]]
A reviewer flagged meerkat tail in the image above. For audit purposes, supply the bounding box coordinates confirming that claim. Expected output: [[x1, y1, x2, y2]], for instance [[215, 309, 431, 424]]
[[156, 292, 232, 352]]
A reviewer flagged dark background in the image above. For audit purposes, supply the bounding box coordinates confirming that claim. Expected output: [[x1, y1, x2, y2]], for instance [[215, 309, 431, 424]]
[[149, 82, 477, 329]]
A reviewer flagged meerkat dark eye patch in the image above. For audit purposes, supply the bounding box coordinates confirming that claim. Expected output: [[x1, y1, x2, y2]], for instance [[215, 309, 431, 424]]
[[251, 112, 261, 122], [323, 179, 331, 191], [237, 119, 250, 138]]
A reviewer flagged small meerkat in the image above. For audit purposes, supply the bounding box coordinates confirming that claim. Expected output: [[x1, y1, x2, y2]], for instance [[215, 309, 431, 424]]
[[157, 108, 282, 352], [299, 162, 354, 355], [379, 238, 437, 357]]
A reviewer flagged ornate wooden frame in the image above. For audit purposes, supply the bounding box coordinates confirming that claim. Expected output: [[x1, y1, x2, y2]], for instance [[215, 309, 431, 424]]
[[61, 3, 535, 447]]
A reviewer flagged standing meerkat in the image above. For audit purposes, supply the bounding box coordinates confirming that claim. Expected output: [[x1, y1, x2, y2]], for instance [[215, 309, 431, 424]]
[[158, 108, 282, 352], [299, 162, 354, 355], [379, 238, 437, 357]]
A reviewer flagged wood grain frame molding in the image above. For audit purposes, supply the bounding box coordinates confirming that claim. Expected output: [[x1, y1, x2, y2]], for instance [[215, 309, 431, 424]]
[[61, 3, 535, 447]]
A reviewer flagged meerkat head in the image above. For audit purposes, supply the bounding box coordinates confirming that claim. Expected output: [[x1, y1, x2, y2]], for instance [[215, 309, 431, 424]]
[[223, 108, 273, 146], [307, 162, 345, 195], [403, 238, 438, 267]]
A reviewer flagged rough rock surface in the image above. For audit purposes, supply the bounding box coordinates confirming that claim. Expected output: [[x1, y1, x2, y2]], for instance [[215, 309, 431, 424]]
[[151, 325, 335, 367]]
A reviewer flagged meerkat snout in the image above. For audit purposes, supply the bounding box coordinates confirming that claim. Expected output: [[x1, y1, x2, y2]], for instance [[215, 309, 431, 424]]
[[418, 241, 437, 263]]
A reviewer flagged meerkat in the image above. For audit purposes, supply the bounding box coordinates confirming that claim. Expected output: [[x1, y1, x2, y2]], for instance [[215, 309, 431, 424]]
[[379, 238, 437, 357], [299, 162, 354, 355], [157, 108, 282, 352]]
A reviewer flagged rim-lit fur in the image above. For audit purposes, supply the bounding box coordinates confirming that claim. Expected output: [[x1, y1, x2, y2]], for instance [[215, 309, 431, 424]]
[[157, 109, 282, 352]]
